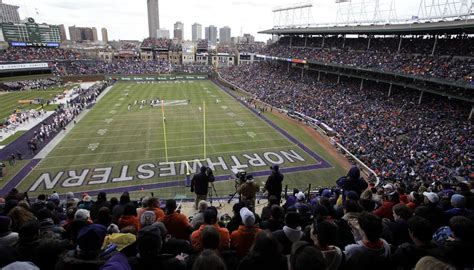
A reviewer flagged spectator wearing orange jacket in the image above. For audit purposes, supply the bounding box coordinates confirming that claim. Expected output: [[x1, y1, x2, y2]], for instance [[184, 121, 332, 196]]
[[161, 199, 192, 240], [230, 207, 262, 258], [191, 207, 230, 252], [118, 203, 140, 231]]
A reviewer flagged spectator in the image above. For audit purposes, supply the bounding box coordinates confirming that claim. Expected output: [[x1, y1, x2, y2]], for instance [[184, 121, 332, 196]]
[[118, 203, 140, 231], [191, 200, 208, 230], [90, 192, 111, 221], [391, 216, 442, 270], [192, 207, 230, 252], [137, 197, 165, 229], [8, 206, 36, 232], [444, 194, 471, 220], [442, 216, 474, 269], [415, 192, 444, 230], [55, 224, 107, 270], [289, 241, 326, 270], [162, 199, 192, 240], [260, 195, 279, 221], [414, 256, 456, 270], [344, 212, 391, 269], [238, 230, 288, 270], [0, 216, 19, 246], [310, 220, 343, 270], [192, 249, 227, 270], [337, 167, 368, 198], [112, 192, 131, 222], [273, 211, 303, 255], [128, 224, 185, 270], [383, 203, 412, 246], [260, 205, 285, 232], [265, 165, 284, 203], [230, 207, 262, 258]]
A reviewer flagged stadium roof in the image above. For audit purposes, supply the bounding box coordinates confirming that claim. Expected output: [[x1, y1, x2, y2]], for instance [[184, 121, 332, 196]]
[[259, 19, 474, 35]]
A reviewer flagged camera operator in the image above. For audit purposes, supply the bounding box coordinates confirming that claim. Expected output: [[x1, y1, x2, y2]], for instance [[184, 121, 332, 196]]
[[265, 165, 284, 204], [191, 166, 215, 210], [237, 174, 260, 212]]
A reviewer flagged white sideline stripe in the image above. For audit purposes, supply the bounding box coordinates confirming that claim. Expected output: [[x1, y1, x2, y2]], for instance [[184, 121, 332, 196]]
[[34, 144, 299, 171], [44, 138, 292, 159]]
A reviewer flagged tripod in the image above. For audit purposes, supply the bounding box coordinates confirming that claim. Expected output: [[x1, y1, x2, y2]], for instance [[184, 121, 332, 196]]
[[208, 182, 222, 208]]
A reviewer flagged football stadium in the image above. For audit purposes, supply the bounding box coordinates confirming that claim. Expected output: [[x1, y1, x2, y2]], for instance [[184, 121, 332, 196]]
[[0, 0, 473, 269]]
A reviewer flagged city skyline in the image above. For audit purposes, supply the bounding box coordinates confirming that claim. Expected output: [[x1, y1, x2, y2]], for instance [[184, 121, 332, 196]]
[[7, 0, 425, 41]]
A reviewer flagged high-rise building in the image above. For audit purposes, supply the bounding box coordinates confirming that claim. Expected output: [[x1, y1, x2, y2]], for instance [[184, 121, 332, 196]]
[[0, 0, 20, 23], [147, 0, 160, 38], [192, 23, 202, 42], [205, 25, 217, 45], [219, 26, 231, 44], [68, 26, 94, 42], [174, 21, 184, 41], [101, 27, 109, 43], [58, 24, 67, 41], [156, 29, 170, 39], [92, 27, 98, 42]]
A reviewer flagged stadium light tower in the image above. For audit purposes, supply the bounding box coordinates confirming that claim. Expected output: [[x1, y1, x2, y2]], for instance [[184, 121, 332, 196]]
[[417, 0, 473, 20], [336, 0, 397, 25], [272, 2, 314, 28]]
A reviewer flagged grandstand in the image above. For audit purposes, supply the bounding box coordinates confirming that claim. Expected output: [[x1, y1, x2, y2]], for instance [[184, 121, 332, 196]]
[[0, 4, 473, 270]]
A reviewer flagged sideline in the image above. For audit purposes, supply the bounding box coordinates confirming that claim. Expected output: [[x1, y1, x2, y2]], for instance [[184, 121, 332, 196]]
[[35, 84, 114, 159]]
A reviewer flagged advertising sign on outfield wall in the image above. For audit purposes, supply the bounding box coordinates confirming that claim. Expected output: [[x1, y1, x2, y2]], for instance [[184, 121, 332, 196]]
[[107, 75, 209, 81]]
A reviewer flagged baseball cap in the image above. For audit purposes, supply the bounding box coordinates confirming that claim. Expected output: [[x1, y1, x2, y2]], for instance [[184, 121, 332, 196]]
[[423, 192, 440, 204], [296, 192, 305, 201], [383, 184, 396, 195]]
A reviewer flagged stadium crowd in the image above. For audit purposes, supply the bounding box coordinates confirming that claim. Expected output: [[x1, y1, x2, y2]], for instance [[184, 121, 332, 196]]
[[1, 78, 63, 91], [25, 81, 110, 156], [260, 36, 474, 84], [0, 164, 472, 270], [52, 59, 174, 76], [220, 62, 472, 186], [0, 47, 82, 62]]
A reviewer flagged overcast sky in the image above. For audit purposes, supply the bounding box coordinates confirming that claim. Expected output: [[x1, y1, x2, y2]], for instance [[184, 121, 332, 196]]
[[7, 0, 436, 41]]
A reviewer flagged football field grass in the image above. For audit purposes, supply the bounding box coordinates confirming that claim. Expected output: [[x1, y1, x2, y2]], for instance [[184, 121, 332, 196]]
[[18, 81, 347, 200], [0, 87, 69, 121]]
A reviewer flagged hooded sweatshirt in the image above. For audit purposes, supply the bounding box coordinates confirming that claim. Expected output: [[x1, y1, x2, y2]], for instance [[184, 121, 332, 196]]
[[273, 226, 303, 255], [344, 239, 391, 270]]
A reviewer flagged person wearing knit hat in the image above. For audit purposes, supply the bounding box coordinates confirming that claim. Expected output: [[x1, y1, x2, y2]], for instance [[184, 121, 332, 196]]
[[423, 192, 440, 204], [0, 216, 18, 247], [55, 224, 108, 269], [445, 194, 470, 220], [230, 207, 262, 257], [74, 209, 90, 222]]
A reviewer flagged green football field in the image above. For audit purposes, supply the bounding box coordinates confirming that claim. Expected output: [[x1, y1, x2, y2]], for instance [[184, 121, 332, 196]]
[[18, 81, 347, 200], [0, 87, 70, 121]]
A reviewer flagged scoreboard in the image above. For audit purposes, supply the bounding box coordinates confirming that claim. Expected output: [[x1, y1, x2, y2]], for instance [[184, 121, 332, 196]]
[[1, 18, 61, 45]]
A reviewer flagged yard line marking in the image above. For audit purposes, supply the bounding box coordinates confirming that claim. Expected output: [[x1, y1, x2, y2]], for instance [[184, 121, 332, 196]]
[[34, 144, 299, 171], [44, 138, 292, 159], [88, 143, 99, 151], [68, 121, 266, 134]]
